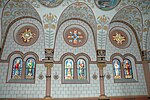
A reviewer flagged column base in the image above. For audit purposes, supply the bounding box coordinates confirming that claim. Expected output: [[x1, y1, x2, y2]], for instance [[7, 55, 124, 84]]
[[44, 96, 54, 100], [98, 95, 109, 100]]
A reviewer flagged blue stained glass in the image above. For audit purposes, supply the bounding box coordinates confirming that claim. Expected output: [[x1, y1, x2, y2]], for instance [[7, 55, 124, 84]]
[[113, 59, 121, 79], [77, 59, 87, 80], [25, 58, 35, 79], [124, 59, 133, 79], [12, 57, 22, 79], [65, 59, 73, 80]]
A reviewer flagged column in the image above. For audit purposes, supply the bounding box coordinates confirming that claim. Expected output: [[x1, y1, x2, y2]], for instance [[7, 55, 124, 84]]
[[142, 61, 150, 96], [97, 62, 109, 100], [44, 63, 53, 99]]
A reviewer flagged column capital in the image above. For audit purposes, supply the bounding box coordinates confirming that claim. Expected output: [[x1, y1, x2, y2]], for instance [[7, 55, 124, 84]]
[[97, 62, 106, 69], [44, 62, 53, 68]]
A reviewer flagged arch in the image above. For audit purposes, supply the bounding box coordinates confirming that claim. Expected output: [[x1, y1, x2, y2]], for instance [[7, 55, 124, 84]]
[[1, 0, 42, 53], [5, 51, 42, 64], [55, 2, 97, 49], [110, 5, 143, 51]]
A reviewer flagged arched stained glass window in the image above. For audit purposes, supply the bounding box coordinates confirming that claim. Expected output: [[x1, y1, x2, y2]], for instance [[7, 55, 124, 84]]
[[113, 59, 121, 79], [25, 58, 35, 79], [64, 59, 74, 80], [77, 59, 87, 80], [11, 57, 22, 79], [124, 59, 133, 79]]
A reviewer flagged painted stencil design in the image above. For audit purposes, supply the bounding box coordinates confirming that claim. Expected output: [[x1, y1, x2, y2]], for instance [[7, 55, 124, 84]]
[[38, 0, 63, 8]]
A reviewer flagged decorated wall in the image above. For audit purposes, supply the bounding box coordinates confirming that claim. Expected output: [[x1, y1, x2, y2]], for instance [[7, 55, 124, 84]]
[[0, 0, 150, 99]]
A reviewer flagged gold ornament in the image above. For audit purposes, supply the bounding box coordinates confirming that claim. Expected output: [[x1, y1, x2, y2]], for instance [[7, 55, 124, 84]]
[[113, 32, 125, 44], [20, 29, 35, 43]]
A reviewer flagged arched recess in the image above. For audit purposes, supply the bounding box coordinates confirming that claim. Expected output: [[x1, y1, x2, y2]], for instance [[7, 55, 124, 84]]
[[0, 0, 9, 48], [108, 6, 143, 61], [56, 2, 97, 49], [0, 0, 42, 58], [111, 6, 143, 51]]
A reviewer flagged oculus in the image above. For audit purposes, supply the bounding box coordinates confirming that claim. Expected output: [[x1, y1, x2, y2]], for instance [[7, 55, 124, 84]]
[[94, 0, 121, 11], [63, 25, 88, 47], [109, 27, 131, 49], [20, 29, 35, 43], [14, 25, 39, 46], [38, 0, 63, 8]]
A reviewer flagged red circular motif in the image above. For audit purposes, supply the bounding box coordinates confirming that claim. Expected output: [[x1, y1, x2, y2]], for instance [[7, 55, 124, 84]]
[[64, 26, 87, 47]]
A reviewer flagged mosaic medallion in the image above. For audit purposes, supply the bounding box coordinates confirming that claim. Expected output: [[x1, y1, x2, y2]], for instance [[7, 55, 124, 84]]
[[94, 0, 121, 11], [109, 27, 131, 49], [38, 0, 63, 8], [63, 25, 88, 47], [14, 25, 39, 46]]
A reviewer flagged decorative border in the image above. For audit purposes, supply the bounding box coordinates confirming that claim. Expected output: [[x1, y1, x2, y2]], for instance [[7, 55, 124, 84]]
[[38, 0, 63, 8]]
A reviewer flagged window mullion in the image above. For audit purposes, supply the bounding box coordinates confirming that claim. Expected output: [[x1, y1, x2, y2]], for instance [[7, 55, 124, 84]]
[[121, 61, 125, 78], [21, 62, 26, 79], [74, 62, 77, 80]]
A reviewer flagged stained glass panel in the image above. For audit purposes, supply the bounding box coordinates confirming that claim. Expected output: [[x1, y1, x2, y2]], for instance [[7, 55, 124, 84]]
[[65, 59, 73, 80], [12, 57, 22, 79], [124, 59, 133, 79], [25, 58, 35, 79], [77, 59, 87, 80], [113, 59, 121, 79]]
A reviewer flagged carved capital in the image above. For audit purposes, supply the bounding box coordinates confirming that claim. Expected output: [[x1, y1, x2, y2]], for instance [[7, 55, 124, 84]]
[[44, 62, 53, 68], [97, 62, 106, 69]]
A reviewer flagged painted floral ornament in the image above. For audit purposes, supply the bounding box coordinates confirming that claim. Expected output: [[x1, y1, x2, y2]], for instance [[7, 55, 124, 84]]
[[38, 72, 44, 80], [92, 72, 98, 80], [106, 72, 111, 80], [113, 32, 125, 45], [20, 28, 35, 43], [53, 72, 59, 80]]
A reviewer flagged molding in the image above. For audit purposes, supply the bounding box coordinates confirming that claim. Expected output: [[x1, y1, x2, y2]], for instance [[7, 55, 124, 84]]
[[109, 53, 140, 64], [0, 96, 148, 100], [0, 51, 43, 64]]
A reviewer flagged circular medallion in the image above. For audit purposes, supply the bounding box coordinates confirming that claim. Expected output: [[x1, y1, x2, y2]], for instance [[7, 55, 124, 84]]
[[109, 27, 131, 49], [92, 73, 98, 80], [94, 0, 121, 11], [14, 24, 39, 46], [63, 25, 88, 47], [38, 0, 63, 8]]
